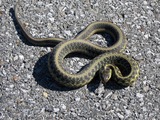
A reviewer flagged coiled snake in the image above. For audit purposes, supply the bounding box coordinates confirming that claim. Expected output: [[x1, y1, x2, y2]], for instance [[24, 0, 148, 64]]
[[15, 2, 139, 88]]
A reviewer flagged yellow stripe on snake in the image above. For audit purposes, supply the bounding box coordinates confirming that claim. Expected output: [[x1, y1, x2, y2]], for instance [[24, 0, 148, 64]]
[[15, 2, 139, 88]]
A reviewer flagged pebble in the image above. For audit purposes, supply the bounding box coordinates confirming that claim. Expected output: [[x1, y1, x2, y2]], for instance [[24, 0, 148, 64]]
[[49, 17, 55, 22], [144, 34, 149, 39], [125, 109, 131, 116], [143, 1, 148, 5], [20, 63, 25, 69], [136, 93, 144, 102], [0, 59, 4, 68], [75, 97, 80, 102], [12, 75, 20, 81], [95, 84, 105, 95], [104, 92, 112, 99], [64, 30, 72, 36], [2, 69, 6, 76], [117, 113, 124, 119], [150, 2, 155, 7], [9, 84, 14, 88], [37, 1, 43, 6], [40, 107, 45, 113], [94, 102, 100, 108], [20, 88, 29, 93], [157, 84, 160, 90], [13, 55, 18, 61], [48, 33, 54, 37], [27, 74, 32, 79], [1, 0, 159, 119], [71, 112, 77, 117], [136, 93, 144, 98], [54, 108, 60, 113], [111, 94, 118, 100], [61, 104, 66, 110], [19, 54, 24, 61], [29, 54, 34, 58], [45, 106, 53, 112], [155, 58, 160, 64], [43, 92, 48, 98], [143, 86, 149, 92], [78, 62, 85, 67], [142, 107, 147, 112], [0, 112, 3, 119], [47, 13, 52, 17]]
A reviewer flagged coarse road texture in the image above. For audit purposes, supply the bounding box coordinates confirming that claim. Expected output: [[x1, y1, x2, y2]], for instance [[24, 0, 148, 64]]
[[0, 0, 160, 120]]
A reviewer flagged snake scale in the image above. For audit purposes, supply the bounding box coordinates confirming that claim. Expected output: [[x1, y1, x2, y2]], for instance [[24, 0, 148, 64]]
[[15, 1, 139, 88]]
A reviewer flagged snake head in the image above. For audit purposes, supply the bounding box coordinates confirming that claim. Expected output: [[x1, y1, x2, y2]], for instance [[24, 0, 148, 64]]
[[99, 64, 113, 84]]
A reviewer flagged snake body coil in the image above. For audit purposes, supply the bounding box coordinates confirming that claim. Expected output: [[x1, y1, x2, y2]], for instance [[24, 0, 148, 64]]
[[15, 2, 139, 88]]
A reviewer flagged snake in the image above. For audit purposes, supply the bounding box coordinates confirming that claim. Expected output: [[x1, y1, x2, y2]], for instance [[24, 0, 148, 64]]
[[14, 1, 140, 88]]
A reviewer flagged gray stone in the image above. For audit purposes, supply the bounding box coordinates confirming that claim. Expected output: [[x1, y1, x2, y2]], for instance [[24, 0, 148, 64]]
[[136, 93, 144, 98], [117, 113, 124, 119], [54, 108, 60, 113], [75, 97, 80, 102], [61, 104, 66, 110], [143, 85, 149, 92], [19, 54, 24, 61], [111, 94, 118, 100], [0, 0, 159, 119]]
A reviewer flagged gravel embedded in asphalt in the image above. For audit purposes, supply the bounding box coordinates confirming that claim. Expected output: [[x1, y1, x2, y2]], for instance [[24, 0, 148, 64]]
[[0, 0, 160, 119]]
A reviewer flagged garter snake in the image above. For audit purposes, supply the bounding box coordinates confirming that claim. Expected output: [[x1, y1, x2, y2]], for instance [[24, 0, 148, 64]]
[[15, 1, 140, 88]]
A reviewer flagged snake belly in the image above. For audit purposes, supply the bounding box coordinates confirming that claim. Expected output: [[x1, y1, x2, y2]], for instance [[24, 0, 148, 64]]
[[15, 1, 140, 88]]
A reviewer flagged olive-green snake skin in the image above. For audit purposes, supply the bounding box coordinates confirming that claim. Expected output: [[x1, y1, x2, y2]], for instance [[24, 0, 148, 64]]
[[15, 2, 139, 88]]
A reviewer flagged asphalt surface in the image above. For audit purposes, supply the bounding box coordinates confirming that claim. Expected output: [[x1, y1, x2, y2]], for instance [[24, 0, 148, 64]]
[[0, 0, 160, 120]]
